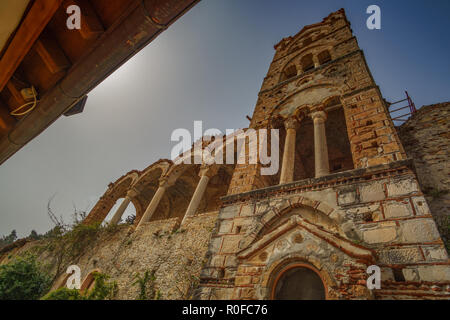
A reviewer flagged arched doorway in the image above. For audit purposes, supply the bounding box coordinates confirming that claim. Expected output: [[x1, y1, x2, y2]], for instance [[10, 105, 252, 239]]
[[272, 264, 326, 300]]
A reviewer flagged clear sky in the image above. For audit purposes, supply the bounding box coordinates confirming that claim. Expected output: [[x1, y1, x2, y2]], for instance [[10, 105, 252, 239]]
[[0, 0, 449, 237]]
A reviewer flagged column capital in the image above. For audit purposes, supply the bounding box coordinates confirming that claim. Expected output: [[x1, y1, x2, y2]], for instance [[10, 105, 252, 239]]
[[199, 165, 219, 178], [126, 188, 140, 198], [284, 117, 301, 130], [158, 176, 175, 188], [311, 110, 327, 123]]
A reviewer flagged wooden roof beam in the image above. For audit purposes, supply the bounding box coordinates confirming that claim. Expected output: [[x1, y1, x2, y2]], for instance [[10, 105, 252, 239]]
[[0, 0, 62, 92]]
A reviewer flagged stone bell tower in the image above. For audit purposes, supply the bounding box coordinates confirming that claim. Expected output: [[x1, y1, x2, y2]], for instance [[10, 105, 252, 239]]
[[228, 8, 407, 195], [199, 9, 450, 300]]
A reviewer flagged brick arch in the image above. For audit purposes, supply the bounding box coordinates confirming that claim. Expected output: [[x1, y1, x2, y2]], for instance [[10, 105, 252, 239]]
[[280, 43, 335, 78], [261, 254, 336, 300], [80, 269, 102, 293], [83, 171, 139, 224], [239, 196, 342, 250], [285, 24, 332, 54], [132, 159, 172, 189], [276, 83, 344, 111]]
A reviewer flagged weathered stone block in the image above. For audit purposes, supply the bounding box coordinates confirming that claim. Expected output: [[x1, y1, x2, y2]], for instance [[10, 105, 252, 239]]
[[363, 226, 397, 244], [399, 219, 440, 243], [220, 205, 239, 219], [235, 275, 252, 285], [380, 267, 395, 281], [383, 201, 413, 219], [417, 265, 450, 281], [402, 268, 419, 281], [221, 235, 242, 254], [210, 255, 225, 267], [218, 221, 233, 234], [337, 188, 358, 206], [359, 182, 385, 202], [240, 204, 255, 217], [411, 197, 431, 216], [422, 246, 448, 261], [378, 247, 423, 264], [386, 179, 419, 197]]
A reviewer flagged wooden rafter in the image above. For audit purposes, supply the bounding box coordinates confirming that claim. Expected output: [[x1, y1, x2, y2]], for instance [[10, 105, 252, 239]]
[[0, 0, 62, 92]]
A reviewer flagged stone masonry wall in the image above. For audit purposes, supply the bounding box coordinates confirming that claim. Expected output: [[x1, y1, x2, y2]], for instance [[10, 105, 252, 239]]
[[0, 212, 218, 300], [199, 161, 450, 300], [398, 102, 450, 250]]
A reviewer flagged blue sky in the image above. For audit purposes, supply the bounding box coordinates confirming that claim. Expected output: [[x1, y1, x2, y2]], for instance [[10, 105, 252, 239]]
[[0, 0, 449, 237]]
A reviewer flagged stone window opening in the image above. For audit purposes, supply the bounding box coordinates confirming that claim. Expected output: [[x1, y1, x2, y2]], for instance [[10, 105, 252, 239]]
[[102, 197, 137, 226], [301, 54, 315, 73], [317, 50, 332, 65], [280, 64, 298, 82]]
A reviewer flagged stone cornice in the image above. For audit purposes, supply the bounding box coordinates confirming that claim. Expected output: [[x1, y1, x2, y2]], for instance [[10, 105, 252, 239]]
[[221, 159, 416, 205]]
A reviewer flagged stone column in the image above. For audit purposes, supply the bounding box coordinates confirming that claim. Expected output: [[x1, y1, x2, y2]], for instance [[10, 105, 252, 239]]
[[181, 166, 218, 226], [313, 56, 320, 68], [137, 178, 172, 228], [311, 110, 330, 178], [280, 118, 300, 184], [109, 189, 139, 225]]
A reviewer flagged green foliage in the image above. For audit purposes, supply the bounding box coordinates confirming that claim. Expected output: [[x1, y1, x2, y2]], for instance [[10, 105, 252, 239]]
[[41, 288, 84, 300], [85, 272, 118, 300], [0, 254, 52, 300], [41, 272, 117, 300], [132, 270, 158, 300], [0, 230, 17, 249], [125, 215, 136, 225]]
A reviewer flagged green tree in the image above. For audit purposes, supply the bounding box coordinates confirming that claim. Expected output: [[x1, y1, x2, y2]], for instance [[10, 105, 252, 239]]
[[0, 254, 52, 300], [0, 230, 18, 248]]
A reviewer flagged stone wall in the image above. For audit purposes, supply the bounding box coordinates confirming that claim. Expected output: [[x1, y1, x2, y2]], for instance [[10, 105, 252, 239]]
[[0, 212, 218, 300], [198, 161, 450, 300], [398, 102, 450, 250]]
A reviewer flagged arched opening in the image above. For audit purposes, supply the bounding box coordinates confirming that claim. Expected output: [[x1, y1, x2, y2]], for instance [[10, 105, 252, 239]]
[[195, 166, 234, 214], [102, 198, 137, 225], [325, 106, 354, 174], [317, 50, 332, 65], [80, 270, 101, 293], [150, 165, 200, 222], [273, 265, 326, 300], [300, 54, 314, 73], [280, 64, 298, 82], [132, 163, 169, 225], [84, 174, 137, 225]]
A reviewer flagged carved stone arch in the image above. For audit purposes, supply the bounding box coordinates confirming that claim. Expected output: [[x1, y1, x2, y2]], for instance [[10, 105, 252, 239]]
[[238, 195, 344, 250], [132, 159, 172, 189], [237, 215, 375, 299], [261, 253, 336, 300], [271, 83, 343, 119], [285, 24, 332, 53], [282, 42, 335, 72], [84, 170, 140, 225]]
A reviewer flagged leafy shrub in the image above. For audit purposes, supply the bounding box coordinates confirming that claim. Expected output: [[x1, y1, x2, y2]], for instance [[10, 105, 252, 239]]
[[41, 272, 117, 300], [85, 272, 118, 300], [0, 254, 52, 300], [41, 287, 84, 300], [133, 270, 158, 300]]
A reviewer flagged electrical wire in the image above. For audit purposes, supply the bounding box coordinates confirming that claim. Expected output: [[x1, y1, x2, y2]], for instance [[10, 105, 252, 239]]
[[10, 86, 39, 116]]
